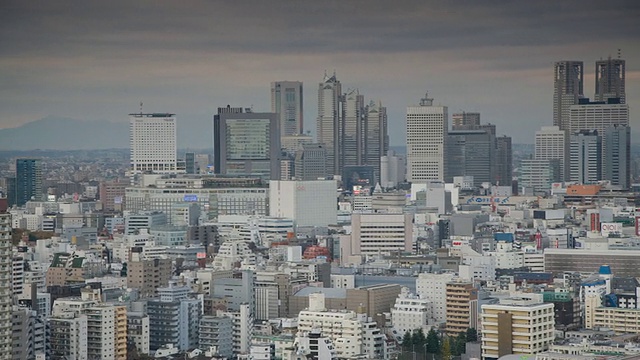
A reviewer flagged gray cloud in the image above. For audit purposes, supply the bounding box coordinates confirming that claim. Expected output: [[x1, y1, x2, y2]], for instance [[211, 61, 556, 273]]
[[0, 0, 639, 145]]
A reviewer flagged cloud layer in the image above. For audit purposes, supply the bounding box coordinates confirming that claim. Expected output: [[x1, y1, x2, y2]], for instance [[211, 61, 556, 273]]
[[1, 0, 639, 146]]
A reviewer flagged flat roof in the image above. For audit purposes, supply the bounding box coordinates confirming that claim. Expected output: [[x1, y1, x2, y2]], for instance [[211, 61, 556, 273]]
[[129, 113, 175, 117]]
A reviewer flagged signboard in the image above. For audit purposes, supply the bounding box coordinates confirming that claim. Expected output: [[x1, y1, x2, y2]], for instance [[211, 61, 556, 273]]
[[196, 252, 207, 259], [114, 196, 123, 204], [183, 194, 198, 202], [601, 222, 622, 237], [465, 196, 510, 204], [590, 213, 600, 232], [636, 216, 640, 237]]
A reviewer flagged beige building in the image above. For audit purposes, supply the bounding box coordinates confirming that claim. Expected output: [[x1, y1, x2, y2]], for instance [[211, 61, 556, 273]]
[[126, 257, 172, 298], [349, 213, 413, 256], [481, 296, 554, 360], [593, 307, 640, 334], [445, 281, 477, 336], [46, 253, 85, 286]]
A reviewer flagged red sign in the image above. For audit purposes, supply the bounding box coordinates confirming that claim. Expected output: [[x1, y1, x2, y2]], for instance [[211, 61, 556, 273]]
[[590, 213, 600, 232]]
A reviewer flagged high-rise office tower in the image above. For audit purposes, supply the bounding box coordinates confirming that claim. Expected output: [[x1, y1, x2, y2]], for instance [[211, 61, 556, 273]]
[[294, 144, 327, 181], [445, 130, 495, 186], [568, 97, 629, 171], [406, 93, 448, 182], [0, 199, 11, 359], [213, 107, 281, 180], [553, 61, 584, 131], [603, 125, 631, 189], [364, 101, 389, 185], [271, 81, 304, 137], [129, 113, 178, 179], [570, 130, 602, 184], [341, 89, 365, 171], [495, 135, 513, 186], [15, 159, 42, 206], [535, 126, 567, 181], [317, 73, 342, 176], [451, 112, 480, 130], [595, 57, 625, 104]]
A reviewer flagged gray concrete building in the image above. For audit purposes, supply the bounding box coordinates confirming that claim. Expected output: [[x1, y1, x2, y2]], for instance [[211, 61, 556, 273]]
[[294, 143, 327, 180], [603, 125, 631, 189]]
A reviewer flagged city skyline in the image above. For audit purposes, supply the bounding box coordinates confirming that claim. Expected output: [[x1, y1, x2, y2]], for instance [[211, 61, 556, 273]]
[[0, 1, 638, 146]]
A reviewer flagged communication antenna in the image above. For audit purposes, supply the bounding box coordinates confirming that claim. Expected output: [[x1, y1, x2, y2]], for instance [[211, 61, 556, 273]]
[[618, 48, 622, 59], [140, 102, 143, 114]]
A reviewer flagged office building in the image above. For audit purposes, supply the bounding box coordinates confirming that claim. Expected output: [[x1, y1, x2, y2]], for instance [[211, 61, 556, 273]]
[[185, 152, 196, 174], [341, 89, 365, 173], [271, 81, 304, 137], [445, 130, 495, 186], [544, 249, 640, 277], [391, 290, 433, 337], [603, 125, 631, 189], [416, 273, 457, 324], [481, 296, 554, 360], [317, 73, 342, 176], [380, 150, 406, 188], [495, 135, 513, 186], [451, 111, 480, 129], [294, 143, 327, 180], [212, 271, 255, 314], [269, 180, 337, 228], [595, 57, 625, 103], [99, 180, 127, 211], [125, 211, 167, 234], [199, 316, 233, 358], [407, 93, 448, 182], [148, 283, 201, 351], [213, 107, 281, 180], [281, 134, 313, 154], [569, 130, 601, 184], [445, 281, 478, 336], [15, 159, 42, 207], [568, 98, 629, 166], [129, 113, 178, 179], [126, 257, 172, 298], [364, 100, 389, 184], [535, 126, 567, 181], [350, 213, 413, 256], [0, 201, 11, 359], [553, 61, 584, 131], [519, 159, 561, 195]]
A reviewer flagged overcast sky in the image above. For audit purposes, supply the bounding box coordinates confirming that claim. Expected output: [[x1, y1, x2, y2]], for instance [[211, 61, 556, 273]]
[[1, 0, 638, 146]]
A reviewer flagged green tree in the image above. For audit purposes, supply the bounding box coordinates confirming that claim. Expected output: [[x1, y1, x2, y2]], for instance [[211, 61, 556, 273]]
[[466, 327, 478, 342], [441, 336, 452, 360], [412, 328, 427, 350], [426, 328, 440, 355], [402, 330, 413, 352], [453, 331, 467, 356]]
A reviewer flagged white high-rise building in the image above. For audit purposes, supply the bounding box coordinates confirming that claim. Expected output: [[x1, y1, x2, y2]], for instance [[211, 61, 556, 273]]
[[535, 126, 567, 181], [391, 288, 433, 338], [129, 113, 178, 180], [407, 93, 448, 182], [415, 273, 456, 324], [350, 213, 413, 256], [0, 209, 12, 359], [269, 180, 337, 228], [271, 81, 304, 137]]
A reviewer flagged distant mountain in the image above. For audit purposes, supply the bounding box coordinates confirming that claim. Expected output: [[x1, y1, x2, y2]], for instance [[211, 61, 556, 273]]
[[0, 116, 129, 150]]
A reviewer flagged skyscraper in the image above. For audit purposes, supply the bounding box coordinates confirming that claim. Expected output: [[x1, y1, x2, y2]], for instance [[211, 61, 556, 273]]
[[535, 126, 567, 181], [129, 113, 178, 180], [495, 135, 513, 186], [445, 130, 495, 186], [553, 61, 584, 131], [316, 73, 342, 176], [271, 81, 304, 137], [364, 100, 389, 184], [603, 125, 631, 189], [406, 93, 448, 182], [451, 112, 480, 130], [0, 198, 11, 359], [595, 57, 625, 104], [15, 159, 42, 206], [569, 130, 602, 184], [213, 107, 281, 180], [341, 89, 365, 171]]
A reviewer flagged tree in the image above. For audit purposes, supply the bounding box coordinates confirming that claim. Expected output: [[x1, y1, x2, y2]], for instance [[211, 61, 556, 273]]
[[453, 331, 467, 356], [426, 328, 440, 355], [412, 328, 427, 351], [466, 327, 478, 342], [402, 330, 413, 352], [441, 336, 452, 360]]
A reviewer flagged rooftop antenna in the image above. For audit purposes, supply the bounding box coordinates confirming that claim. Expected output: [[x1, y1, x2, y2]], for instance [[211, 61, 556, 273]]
[[140, 102, 143, 114], [618, 48, 621, 59]]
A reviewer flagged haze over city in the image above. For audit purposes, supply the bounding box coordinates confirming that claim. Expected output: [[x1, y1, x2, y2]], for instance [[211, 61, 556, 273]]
[[1, 0, 639, 147]]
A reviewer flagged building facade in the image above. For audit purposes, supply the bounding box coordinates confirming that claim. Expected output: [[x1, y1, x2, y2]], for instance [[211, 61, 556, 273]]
[[271, 81, 304, 137], [129, 113, 178, 178], [553, 61, 584, 131], [407, 94, 447, 182]]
